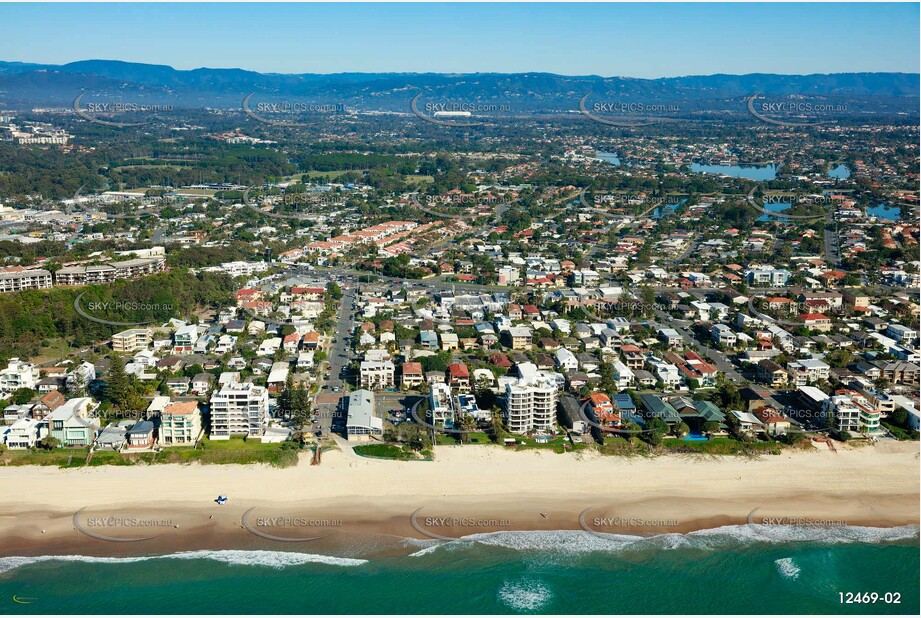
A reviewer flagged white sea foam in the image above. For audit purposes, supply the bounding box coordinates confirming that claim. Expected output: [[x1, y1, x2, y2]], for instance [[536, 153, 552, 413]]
[[775, 557, 801, 580], [0, 550, 367, 575], [498, 578, 552, 612], [407, 524, 919, 557]]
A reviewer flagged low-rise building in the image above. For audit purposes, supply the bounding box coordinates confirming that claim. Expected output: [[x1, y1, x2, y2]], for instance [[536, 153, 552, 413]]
[[0, 269, 52, 293], [346, 389, 382, 441], [787, 359, 831, 386], [823, 389, 882, 435], [0, 358, 39, 397], [756, 359, 789, 388], [111, 328, 152, 353], [159, 401, 202, 446], [360, 360, 395, 390], [711, 324, 737, 347]]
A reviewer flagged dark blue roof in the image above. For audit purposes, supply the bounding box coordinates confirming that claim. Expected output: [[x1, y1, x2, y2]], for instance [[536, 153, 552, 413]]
[[612, 393, 636, 410]]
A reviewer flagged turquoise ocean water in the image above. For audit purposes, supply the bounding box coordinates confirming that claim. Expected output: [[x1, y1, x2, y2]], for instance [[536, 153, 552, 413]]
[[2, 526, 918, 614]]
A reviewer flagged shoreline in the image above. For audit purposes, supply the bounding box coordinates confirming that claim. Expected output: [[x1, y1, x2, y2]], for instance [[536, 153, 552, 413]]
[[1, 441, 918, 560]]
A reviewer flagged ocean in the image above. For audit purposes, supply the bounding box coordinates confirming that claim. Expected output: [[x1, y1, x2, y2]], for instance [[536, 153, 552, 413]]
[[2, 526, 918, 615]]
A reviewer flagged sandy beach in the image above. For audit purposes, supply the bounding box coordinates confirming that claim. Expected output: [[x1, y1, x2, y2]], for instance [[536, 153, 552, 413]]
[[0, 441, 917, 558]]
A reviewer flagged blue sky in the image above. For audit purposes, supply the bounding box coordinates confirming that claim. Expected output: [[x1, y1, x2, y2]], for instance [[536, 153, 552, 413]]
[[0, 3, 917, 77]]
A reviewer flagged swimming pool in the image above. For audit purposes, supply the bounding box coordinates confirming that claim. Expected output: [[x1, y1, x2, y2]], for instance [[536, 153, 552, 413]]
[[682, 433, 709, 441]]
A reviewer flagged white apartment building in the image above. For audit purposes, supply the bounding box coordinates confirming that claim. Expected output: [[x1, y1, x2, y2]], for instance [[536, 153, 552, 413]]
[[209, 381, 270, 439], [504, 363, 557, 434], [822, 391, 882, 434], [0, 358, 39, 396], [886, 323, 918, 345], [571, 269, 600, 286], [111, 328, 152, 353], [360, 360, 395, 389], [745, 267, 791, 286], [498, 266, 520, 285], [0, 269, 52, 293]]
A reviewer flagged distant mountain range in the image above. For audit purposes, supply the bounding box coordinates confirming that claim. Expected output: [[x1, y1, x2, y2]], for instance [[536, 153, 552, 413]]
[[0, 59, 917, 115]]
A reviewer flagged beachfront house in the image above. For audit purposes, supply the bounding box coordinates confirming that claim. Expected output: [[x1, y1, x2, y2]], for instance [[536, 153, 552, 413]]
[[47, 397, 98, 446], [125, 420, 156, 449], [3, 417, 46, 449]]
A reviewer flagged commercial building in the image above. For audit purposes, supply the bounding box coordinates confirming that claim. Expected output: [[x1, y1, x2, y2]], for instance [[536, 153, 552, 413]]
[[345, 389, 382, 441]]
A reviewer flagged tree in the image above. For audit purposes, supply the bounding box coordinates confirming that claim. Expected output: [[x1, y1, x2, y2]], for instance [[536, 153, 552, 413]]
[[277, 374, 295, 420], [11, 388, 35, 405], [672, 422, 690, 438], [642, 418, 668, 445], [37, 435, 61, 450], [488, 408, 507, 443], [105, 354, 131, 411], [456, 414, 476, 444], [701, 421, 720, 436], [889, 408, 909, 429], [291, 381, 311, 428]]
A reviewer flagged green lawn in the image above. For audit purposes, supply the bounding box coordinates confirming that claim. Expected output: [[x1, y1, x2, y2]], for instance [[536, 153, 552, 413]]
[[661, 437, 782, 455], [404, 174, 435, 184], [353, 443, 424, 460], [306, 170, 350, 180], [435, 431, 491, 445], [0, 448, 88, 467], [1, 438, 300, 468]]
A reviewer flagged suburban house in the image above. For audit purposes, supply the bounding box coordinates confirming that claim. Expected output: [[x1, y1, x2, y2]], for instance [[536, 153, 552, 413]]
[[799, 313, 832, 332], [3, 417, 46, 449], [756, 359, 789, 388], [447, 363, 471, 392], [47, 397, 98, 446], [401, 362, 424, 388], [126, 420, 156, 449], [586, 392, 620, 427]]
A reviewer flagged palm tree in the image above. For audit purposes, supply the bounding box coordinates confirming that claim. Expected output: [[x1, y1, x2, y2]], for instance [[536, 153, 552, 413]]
[[457, 414, 476, 444]]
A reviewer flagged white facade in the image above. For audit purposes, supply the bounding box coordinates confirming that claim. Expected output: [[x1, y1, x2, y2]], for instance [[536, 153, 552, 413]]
[[0, 359, 39, 396], [504, 363, 557, 434], [612, 360, 635, 391], [4, 417, 46, 449], [554, 348, 579, 372], [646, 356, 681, 388], [360, 360, 395, 389], [209, 381, 270, 439]]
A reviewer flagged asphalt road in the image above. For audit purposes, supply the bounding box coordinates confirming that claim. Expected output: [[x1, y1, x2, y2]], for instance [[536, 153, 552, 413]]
[[313, 285, 357, 437]]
